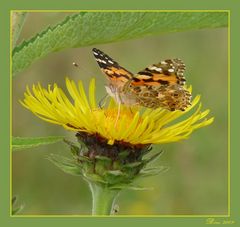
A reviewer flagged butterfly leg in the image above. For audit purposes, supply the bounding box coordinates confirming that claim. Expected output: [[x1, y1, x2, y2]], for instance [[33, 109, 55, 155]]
[[98, 94, 109, 109], [129, 106, 134, 114], [114, 101, 121, 128]]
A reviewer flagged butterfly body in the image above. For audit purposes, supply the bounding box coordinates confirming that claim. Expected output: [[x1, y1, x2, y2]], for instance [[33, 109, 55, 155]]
[[92, 48, 192, 111]]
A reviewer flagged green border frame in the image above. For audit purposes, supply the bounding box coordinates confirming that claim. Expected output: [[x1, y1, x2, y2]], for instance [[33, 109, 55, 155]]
[[10, 9, 230, 218], [1, 0, 239, 226]]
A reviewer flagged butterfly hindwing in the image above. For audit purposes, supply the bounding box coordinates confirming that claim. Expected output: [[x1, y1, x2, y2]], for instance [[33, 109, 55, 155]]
[[130, 84, 192, 111], [127, 59, 191, 110]]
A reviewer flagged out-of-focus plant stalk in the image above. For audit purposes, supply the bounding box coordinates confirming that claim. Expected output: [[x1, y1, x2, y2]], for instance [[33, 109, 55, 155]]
[[12, 12, 27, 48]]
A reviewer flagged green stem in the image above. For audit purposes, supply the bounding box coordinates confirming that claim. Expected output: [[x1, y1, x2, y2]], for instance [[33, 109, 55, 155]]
[[12, 12, 28, 48], [88, 182, 120, 215]]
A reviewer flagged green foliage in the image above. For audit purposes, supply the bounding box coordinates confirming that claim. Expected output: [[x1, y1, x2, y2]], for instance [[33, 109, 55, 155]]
[[12, 196, 24, 215], [138, 166, 169, 178], [12, 12, 228, 76], [109, 184, 153, 191], [12, 12, 28, 48], [47, 139, 167, 191], [12, 136, 64, 151], [143, 150, 164, 164], [47, 153, 82, 176]]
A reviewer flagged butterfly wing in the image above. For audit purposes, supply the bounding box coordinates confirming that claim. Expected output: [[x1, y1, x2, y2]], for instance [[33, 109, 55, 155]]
[[128, 59, 192, 111], [130, 84, 192, 111], [92, 48, 133, 88], [131, 58, 186, 86]]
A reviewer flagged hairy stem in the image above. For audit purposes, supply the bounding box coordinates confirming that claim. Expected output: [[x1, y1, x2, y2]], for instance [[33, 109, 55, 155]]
[[88, 182, 120, 215]]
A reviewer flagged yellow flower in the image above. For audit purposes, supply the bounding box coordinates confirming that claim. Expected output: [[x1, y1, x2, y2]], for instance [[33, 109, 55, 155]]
[[21, 78, 214, 145]]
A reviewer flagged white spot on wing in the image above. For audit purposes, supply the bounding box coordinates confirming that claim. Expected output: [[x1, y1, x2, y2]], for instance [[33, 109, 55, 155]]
[[97, 59, 107, 64], [149, 66, 158, 70], [148, 66, 162, 72], [108, 60, 114, 64], [155, 67, 162, 72], [137, 75, 151, 79], [161, 61, 167, 65]]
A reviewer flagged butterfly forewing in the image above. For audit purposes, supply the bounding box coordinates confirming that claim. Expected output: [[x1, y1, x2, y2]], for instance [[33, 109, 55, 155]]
[[131, 59, 186, 86], [92, 48, 133, 87]]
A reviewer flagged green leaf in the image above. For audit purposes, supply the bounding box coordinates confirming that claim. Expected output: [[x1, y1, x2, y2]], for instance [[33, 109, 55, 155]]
[[109, 184, 153, 191], [106, 170, 125, 176], [143, 150, 164, 165], [85, 173, 107, 184], [77, 155, 91, 162], [139, 166, 169, 178], [123, 161, 143, 168], [12, 204, 24, 215], [95, 155, 112, 162], [12, 12, 28, 48], [104, 170, 129, 185], [12, 12, 228, 75], [12, 136, 64, 151], [63, 139, 81, 156], [47, 153, 82, 176], [12, 195, 24, 215], [118, 150, 129, 159]]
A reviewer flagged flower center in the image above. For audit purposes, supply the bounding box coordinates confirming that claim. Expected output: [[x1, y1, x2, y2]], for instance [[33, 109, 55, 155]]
[[75, 131, 151, 162], [92, 107, 140, 128]]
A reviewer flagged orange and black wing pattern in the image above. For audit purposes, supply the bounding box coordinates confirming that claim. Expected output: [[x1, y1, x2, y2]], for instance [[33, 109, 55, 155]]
[[131, 59, 186, 87], [129, 59, 192, 111], [93, 48, 191, 111], [92, 48, 133, 87]]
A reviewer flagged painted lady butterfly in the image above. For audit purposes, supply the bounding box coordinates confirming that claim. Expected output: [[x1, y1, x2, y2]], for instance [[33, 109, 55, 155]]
[[92, 48, 192, 111]]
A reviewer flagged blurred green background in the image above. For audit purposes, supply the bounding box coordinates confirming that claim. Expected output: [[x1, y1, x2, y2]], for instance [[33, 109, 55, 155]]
[[12, 12, 228, 215]]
